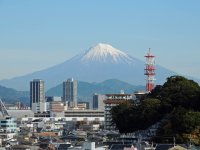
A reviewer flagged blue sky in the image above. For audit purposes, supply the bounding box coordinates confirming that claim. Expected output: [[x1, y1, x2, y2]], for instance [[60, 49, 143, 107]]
[[0, 0, 200, 80]]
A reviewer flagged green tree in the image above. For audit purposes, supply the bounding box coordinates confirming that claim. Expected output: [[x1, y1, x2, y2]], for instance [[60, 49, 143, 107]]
[[171, 108, 200, 134], [111, 75, 200, 138], [111, 98, 162, 133], [149, 76, 200, 111], [111, 101, 137, 133], [138, 98, 162, 129], [168, 107, 200, 143]]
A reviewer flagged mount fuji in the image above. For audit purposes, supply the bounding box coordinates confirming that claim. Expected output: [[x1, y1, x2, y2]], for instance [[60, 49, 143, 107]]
[[0, 43, 179, 91]]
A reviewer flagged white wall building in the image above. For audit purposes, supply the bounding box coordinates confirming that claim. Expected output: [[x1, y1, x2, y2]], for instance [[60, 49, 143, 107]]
[[21, 109, 105, 122], [68, 142, 107, 150]]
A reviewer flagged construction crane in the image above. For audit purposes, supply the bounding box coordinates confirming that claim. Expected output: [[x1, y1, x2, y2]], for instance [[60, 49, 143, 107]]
[[0, 98, 9, 117]]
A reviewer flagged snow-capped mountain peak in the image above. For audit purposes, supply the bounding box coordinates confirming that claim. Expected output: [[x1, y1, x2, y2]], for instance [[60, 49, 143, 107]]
[[79, 43, 135, 64]]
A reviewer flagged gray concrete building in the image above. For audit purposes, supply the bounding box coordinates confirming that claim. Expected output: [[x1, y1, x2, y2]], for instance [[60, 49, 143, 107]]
[[30, 79, 46, 113], [93, 94, 105, 110], [63, 78, 77, 107]]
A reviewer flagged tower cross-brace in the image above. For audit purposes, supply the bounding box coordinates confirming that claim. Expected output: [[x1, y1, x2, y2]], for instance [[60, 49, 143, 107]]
[[145, 48, 156, 92]]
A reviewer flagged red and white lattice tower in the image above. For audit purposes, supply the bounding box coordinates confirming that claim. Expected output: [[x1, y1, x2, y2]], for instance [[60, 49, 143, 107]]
[[145, 48, 156, 92]]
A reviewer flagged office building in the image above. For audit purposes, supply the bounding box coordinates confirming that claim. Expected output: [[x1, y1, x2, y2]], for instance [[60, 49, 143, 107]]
[[63, 78, 77, 107], [93, 94, 105, 110], [30, 79, 46, 113]]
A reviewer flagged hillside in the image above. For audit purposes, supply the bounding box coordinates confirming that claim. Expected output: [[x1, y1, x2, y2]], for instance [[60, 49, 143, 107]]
[[0, 85, 29, 106]]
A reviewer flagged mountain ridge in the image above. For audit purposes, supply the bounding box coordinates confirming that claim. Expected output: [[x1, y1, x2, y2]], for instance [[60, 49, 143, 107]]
[[0, 85, 29, 106], [46, 79, 145, 102], [0, 43, 198, 91], [0, 79, 145, 105]]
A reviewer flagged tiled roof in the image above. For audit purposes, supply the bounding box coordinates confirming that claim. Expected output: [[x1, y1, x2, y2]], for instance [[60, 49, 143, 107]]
[[34, 132, 56, 137]]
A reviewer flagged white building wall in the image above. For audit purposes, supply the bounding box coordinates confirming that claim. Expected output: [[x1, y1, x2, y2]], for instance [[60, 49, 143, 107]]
[[39, 102, 47, 112], [32, 103, 40, 113], [21, 116, 104, 122], [68, 142, 106, 150], [32, 102, 47, 113]]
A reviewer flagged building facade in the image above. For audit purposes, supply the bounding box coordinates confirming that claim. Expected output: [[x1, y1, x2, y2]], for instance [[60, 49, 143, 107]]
[[30, 79, 46, 113], [64, 110, 104, 122], [93, 94, 105, 110], [0, 116, 17, 139], [63, 78, 77, 107], [104, 94, 132, 130]]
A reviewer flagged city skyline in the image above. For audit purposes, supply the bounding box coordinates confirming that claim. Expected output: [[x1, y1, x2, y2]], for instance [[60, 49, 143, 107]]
[[0, 0, 200, 80]]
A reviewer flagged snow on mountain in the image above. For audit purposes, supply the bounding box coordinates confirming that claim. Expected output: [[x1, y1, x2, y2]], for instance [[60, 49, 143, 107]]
[[0, 43, 184, 91], [76, 43, 135, 64]]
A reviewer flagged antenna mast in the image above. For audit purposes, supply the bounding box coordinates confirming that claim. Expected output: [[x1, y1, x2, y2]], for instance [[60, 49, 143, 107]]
[[145, 48, 156, 92]]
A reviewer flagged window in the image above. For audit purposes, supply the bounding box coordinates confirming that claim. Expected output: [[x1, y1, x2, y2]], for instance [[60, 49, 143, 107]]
[[1, 121, 7, 123], [72, 118, 77, 121], [95, 118, 99, 121]]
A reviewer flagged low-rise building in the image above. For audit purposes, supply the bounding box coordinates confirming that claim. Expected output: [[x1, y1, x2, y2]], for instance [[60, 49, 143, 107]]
[[64, 110, 104, 122], [7, 110, 34, 118], [50, 102, 65, 111], [0, 116, 17, 139], [68, 142, 107, 150]]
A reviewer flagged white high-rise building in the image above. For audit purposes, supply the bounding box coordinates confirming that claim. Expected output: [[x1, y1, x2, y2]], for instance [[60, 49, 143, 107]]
[[30, 79, 46, 113], [63, 78, 77, 107]]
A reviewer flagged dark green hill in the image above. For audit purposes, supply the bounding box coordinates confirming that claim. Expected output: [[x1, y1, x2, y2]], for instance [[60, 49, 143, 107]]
[[0, 85, 29, 106], [46, 79, 145, 102]]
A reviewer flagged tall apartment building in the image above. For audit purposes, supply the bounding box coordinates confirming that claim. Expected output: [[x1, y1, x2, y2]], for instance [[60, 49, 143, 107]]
[[93, 94, 105, 110], [63, 78, 77, 107], [30, 79, 46, 113], [104, 93, 132, 130]]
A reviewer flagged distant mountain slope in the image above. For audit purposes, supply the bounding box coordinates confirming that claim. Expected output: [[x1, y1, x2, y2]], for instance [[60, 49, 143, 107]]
[[46, 79, 145, 102], [0, 85, 29, 105], [0, 43, 198, 91], [0, 79, 144, 105]]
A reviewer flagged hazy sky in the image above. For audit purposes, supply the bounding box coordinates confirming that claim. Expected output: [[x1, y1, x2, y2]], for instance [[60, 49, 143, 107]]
[[0, 0, 200, 80]]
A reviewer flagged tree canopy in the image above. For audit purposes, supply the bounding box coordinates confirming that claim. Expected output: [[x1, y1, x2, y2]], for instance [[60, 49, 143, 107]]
[[111, 75, 200, 143], [149, 76, 200, 111]]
